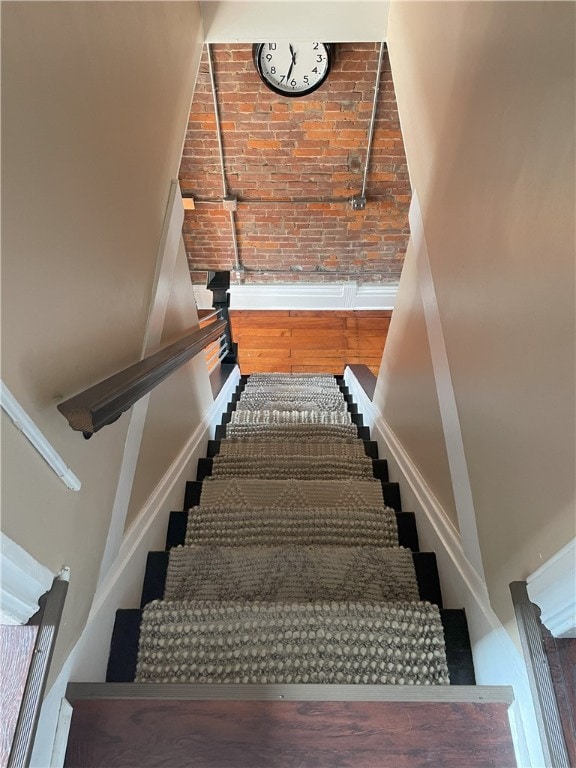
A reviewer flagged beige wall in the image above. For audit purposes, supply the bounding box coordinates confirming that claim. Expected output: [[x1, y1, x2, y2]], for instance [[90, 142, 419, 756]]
[[126, 243, 213, 530], [386, 1, 575, 638], [374, 242, 458, 529], [1, 1, 204, 677]]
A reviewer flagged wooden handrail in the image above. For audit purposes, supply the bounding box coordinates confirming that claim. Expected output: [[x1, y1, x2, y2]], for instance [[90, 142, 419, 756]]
[[57, 319, 227, 437]]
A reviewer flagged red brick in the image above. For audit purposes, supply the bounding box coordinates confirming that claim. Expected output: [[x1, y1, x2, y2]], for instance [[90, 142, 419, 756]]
[[180, 44, 411, 283]]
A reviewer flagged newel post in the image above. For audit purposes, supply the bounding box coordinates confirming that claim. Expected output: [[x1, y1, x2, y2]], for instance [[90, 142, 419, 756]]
[[206, 271, 238, 365]]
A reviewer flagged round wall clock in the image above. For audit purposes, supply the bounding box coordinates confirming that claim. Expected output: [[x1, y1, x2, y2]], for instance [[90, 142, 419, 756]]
[[253, 42, 333, 97]]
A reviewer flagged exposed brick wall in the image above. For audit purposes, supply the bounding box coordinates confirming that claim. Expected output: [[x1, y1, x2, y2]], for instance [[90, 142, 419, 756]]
[[180, 43, 411, 284]]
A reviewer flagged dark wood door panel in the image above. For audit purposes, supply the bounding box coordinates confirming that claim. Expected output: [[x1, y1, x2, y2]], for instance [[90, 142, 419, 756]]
[[65, 699, 516, 768], [0, 625, 38, 767]]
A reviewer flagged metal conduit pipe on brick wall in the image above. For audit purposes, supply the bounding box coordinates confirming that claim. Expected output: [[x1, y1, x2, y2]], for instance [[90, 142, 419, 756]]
[[207, 43, 242, 274], [181, 43, 411, 284]]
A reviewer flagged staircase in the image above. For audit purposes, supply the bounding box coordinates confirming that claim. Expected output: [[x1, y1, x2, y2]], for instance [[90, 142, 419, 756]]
[[65, 372, 517, 767]]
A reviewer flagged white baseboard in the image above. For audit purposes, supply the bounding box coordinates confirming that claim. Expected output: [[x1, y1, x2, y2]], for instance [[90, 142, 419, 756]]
[[0, 532, 55, 625], [30, 367, 240, 768], [194, 282, 398, 311], [527, 537, 576, 638], [49, 698, 73, 768], [344, 366, 546, 768]]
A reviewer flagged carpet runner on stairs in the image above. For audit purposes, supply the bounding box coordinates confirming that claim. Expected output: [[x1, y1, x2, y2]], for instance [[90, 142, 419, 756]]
[[216, 441, 368, 457], [222, 421, 360, 441], [184, 506, 399, 547], [163, 546, 420, 602], [136, 600, 449, 685], [195, 477, 388, 509], [210, 455, 376, 479], [228, 409, 354, 426], [105, 373, 472, 689]]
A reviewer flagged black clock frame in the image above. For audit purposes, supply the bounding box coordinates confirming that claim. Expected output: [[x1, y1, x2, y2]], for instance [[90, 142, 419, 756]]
[[252, 43, 333, 98]]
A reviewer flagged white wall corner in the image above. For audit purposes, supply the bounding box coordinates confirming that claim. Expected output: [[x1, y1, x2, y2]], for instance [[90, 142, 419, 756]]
[[527, 538, 576, 638], [193, 282, 398, 311], [0, 532, 55, 624], [344, 365, 547, 768]]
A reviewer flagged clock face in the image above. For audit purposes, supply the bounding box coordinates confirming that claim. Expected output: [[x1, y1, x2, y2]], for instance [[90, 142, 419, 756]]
[[253, 42, 332, 97]]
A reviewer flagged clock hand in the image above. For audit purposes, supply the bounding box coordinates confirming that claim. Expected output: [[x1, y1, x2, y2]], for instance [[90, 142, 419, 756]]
[[286, 44, 296, 82]]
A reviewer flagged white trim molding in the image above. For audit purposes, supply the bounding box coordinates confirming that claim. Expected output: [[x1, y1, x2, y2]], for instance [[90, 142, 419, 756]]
[[344, 367, 489, 607], [527, 538, 576, 638], [0, 381, 81, 492], [409, 193, 485, 580], [0, 533, 55, 624], [97, 180, 185, 586], [344, 366, 547, 768], [194, 281, 398, 311]]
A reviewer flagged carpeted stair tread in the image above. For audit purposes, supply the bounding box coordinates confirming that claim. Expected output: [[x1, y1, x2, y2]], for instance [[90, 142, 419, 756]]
[[195, 477, 390, 510], [245, 374, 340, 389], [168, 508, 419, 551], [208, 439, 379, 459], [210, 455, 375, 480], [185, 506, 399, 548], [230, 410, 353, 426], [235, 393, 349, 413], [440, 610, 476, 685], [108, 607, 473, 685], [216, 441, 368, 459], [141, 552, 170, 607], [242, 385, 341, 397], [381, 481, 402, 511], [222, 422, 361, 442], [135, 600, 450, 686], [106, 609, 142, 683], [163, 546, 419, 603], [395, 511, 418, 550]]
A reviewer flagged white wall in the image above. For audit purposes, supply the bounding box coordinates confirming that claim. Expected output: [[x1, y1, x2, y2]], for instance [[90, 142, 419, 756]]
[[1, 0, 205, 681], [379, 6, 574, 762], [385, 0, 575, 647]]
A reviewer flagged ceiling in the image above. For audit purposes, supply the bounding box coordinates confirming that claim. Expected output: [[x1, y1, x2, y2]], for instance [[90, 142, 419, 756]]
[[199, 2, 391, 43]]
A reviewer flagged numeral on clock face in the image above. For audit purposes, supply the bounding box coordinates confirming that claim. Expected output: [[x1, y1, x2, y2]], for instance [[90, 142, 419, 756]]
[[256, 42, 331, 96]]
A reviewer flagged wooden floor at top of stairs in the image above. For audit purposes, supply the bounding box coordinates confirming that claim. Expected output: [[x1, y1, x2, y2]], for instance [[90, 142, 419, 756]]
[[229, 310, 391, 376]]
